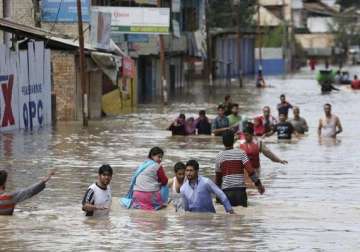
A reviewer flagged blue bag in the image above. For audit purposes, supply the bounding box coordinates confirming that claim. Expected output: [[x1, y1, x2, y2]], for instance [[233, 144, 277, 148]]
[[160, 185, 169, 204], [119, 160, 155, 208]]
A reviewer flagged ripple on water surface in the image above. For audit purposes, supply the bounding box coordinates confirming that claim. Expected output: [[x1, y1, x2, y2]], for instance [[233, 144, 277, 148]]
[[1, 67, 360, 251]]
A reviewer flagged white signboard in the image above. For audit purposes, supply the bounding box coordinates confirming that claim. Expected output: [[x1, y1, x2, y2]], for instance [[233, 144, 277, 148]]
[[172, 20, 180, 38], [0, 41, 51, 132], [91, 11, 112, 50], [92, 6, 170, 34], [172, 0, 181, 12]]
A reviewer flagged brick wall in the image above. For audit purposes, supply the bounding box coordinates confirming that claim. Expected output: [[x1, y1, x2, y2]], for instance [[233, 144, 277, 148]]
[[11, 0, 35, 26], [41, 23, 91, 41], [51, 50, 77, 121]]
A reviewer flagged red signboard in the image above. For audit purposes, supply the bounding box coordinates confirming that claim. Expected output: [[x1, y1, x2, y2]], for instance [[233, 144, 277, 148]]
[[122, 57, 135, 78]]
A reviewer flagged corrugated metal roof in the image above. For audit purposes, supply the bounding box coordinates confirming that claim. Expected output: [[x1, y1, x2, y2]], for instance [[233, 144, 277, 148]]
[[303, 2, 338, 16], [0, 18, 129, 59], [0, 18, 96, 51]]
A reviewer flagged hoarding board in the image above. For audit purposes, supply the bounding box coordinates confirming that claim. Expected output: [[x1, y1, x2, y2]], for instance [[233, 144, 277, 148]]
[[91, 11, 112, 50], [0, 42, 51, 132], [92, 6, 170, 34], [42, 0, 90, 22]]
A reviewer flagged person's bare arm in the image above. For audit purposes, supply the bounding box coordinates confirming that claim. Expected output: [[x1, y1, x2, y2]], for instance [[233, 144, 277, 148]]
[[335, 117, 343, 136], [264, 130, 275, 138], [82, 204, 108, 212], [11, 170, 55, 204], [293, 130, 300, 138], [261, 143, 287, 164], [318, 119, 322, 136], [304, 120, 309, 132], [167, 177, 174, 188], [212, 127, 230, 135]]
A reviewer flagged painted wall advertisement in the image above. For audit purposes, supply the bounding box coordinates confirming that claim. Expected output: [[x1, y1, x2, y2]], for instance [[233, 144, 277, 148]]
[[42, 0, 90, 22], [91, 6, 170, 34], [0, 42, 51, 132]]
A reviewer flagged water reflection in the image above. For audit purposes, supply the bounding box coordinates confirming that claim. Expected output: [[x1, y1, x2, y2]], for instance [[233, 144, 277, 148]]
[[1, 67, 360, 251]]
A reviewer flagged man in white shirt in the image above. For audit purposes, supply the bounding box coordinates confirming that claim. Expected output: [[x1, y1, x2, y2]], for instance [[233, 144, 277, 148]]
[[318, 103, 342, 138], [82, 165, 113, 217]]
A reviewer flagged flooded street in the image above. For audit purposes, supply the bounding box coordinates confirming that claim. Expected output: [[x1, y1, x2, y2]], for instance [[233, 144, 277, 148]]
[[1, 66, 360, 251]]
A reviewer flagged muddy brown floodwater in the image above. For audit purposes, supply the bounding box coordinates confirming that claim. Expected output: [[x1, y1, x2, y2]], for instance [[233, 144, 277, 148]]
[[1, 66, 360, 251]]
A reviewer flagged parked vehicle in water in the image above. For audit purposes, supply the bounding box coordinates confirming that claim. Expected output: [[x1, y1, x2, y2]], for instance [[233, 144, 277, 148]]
[[316, 70, 335, 85]]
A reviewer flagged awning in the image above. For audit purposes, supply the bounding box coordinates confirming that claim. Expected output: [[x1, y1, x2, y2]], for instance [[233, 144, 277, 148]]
[[91, 52, 122, 85]]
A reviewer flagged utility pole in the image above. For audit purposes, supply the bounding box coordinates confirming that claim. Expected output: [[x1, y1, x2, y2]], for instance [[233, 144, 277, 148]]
[[3, 0, 11, 46], [33, 0, 41, 27], [76, 0, 88, 127], [205, 0, 213, 88], [257, 0, 263, 71], [235, 1, 243, 87], [158, 0, 168, 105]]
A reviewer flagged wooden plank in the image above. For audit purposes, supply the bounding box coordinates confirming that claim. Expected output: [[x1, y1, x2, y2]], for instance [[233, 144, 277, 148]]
[[43, 48, 52, 125], [27, 41, 39, 129], [18, 50, 30, 130]]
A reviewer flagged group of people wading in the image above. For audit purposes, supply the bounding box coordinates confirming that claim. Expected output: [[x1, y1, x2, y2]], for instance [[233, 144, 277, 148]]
[[0, 95, 343, 216]]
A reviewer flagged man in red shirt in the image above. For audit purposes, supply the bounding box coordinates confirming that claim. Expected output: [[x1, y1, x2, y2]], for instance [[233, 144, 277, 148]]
[[254, 106, 277, 137]]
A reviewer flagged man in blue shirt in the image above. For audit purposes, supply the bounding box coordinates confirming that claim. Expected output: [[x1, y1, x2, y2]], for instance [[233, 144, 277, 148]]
[[212, 105, 230, 136], [180, 160, 234, 214], [277, 94, 293, 119]]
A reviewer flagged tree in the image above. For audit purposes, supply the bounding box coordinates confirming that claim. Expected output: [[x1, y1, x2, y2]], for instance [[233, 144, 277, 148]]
[[329, 14, 360, 67], [336, 0, 360, 10], [207, 0, 256, 29]]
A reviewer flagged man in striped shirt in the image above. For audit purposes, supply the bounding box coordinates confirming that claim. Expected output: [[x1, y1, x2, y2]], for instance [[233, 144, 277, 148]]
[[0, 170, 55, 215], [215, 130, 265, 207]]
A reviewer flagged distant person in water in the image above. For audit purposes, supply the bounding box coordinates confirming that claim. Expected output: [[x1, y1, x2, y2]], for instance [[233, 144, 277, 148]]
[[318, 103, 342, 138], [185, 117, 196, 135], [277, 94, 293, 119], [351, 75, 360, 89], [256, 70, 266, 88], [195, 110, 211, 135], [227, 103, 242, 132], [290, 106, 309, 134], [0, 169, 55, 215], [168, 114, 186, 135], [267, 113, 297, 140], [321, 81, 340, 93], [82, 165, 113, 217], [223, 95, 233, 116], [180, 160, 234, 214], [168, 162, 186, 211], [212, 105, 230, 136], [240, 123, 287, 169], [131, 147, 168, 211], [309, 58, 316, 71], [215, 130, 265, 207], [334, 70, 341, 84]]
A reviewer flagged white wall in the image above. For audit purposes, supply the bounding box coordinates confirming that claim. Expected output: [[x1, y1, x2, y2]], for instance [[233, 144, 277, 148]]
[[307, 17, 334, 33], [255, 48, 283, 60], [321, 0, 337, 7]]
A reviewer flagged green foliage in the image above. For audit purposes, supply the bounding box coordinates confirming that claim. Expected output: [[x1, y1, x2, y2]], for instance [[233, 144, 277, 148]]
[[336, 0, 360, 10], [208, 0, 233, 28], [329, 15, 360, 49], [260, 25, 284, 48], [208, 0, 256, 29], [328, 14, 360, 65]]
